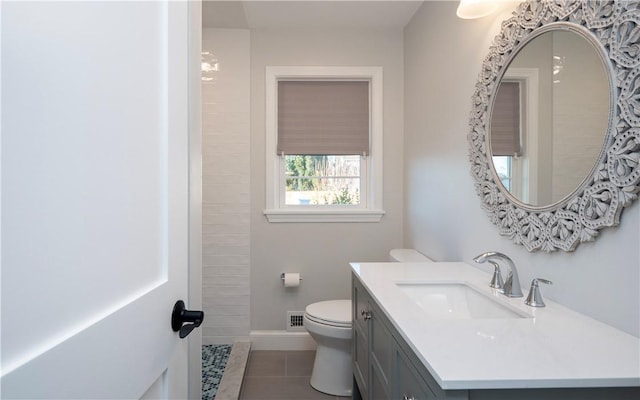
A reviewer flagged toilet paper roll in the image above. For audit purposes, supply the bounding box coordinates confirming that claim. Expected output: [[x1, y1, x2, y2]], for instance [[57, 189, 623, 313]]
[[283, 273, 301, 288]]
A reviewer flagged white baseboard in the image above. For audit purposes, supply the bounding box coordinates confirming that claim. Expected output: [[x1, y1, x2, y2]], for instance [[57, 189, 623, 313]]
[[249, 330, 317, 351]]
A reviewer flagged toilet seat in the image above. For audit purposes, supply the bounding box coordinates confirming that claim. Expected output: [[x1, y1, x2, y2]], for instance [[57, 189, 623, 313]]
[[305, 300, 351, 328]]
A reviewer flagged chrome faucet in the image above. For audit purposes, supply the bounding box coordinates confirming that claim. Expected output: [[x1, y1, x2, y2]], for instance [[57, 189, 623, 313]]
[[525, 278, 553, 307], [473, 252, 523, 298]]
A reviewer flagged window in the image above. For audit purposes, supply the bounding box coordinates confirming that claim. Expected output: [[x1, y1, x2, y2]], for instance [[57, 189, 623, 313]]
[[491, 81, 521, 158], [491, 80, 527, 200], [492, 155, 513, 191], [490, 70, 539, 204], [264, 66, 384, 222], [284, 155, 362, 206], [491, 81, 521, 195]]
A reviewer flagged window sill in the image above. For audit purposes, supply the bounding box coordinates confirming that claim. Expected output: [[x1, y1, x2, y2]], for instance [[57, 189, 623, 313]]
[[264, 209, 385, 223]]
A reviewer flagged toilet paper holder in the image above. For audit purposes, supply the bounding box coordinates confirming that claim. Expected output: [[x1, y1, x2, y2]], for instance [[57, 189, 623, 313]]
[[280, 273, 303, 282]]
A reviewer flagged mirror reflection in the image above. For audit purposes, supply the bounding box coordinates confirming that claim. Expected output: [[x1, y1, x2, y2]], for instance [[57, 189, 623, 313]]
[[490, 30, 610, 207]]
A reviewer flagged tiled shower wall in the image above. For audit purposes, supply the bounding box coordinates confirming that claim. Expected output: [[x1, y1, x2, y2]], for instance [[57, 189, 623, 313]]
[[202, 28, 251, 344]]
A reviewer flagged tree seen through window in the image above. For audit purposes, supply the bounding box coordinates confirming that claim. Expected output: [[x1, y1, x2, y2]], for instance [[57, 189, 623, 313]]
[[285, 155, 361, 205]]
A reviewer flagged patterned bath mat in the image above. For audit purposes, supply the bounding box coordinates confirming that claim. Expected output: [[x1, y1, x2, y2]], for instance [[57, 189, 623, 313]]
[[202, 344, 232, 400]]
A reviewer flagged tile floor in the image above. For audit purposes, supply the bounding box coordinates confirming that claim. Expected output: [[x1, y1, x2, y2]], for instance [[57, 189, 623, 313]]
[[239, 351, 351, 400], [202, 344, 233, 400]]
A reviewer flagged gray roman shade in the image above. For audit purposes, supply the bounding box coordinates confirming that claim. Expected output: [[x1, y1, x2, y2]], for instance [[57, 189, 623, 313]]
[[277, 80, 370, 155], [491, 81, 521, 157]]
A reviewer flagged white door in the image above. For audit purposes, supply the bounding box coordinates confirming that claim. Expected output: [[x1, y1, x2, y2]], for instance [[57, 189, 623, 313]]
[[1, 1, 199, 398]]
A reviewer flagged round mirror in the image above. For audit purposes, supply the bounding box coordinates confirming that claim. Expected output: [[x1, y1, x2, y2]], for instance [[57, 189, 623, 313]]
[[468, 0, 640, 253], [489, 29, 610, 208]]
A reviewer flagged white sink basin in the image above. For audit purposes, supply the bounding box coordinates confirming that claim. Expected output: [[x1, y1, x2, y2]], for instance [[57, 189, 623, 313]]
[[396, 282, 528, 319]]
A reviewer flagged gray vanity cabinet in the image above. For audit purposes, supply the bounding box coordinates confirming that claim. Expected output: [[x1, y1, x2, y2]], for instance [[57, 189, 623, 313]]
[[352, 276, 370, 399], [395, 348, 436, 400], [391, 321, 468, 400], [352, 274, 466, 400], [352, 273, 640, 400], [370, 304, 393, 399], [353, 274, 394, 399]]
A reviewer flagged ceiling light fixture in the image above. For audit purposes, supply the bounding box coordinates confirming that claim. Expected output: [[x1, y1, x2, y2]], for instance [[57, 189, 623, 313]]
[[456, 0, 499, 19]]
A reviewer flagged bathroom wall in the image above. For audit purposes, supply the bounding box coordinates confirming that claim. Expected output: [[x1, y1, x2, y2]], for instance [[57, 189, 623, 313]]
[[403, 1, 640, 337], [250, 28, 405, 334], [202, 28, 251, 344], [551, 32, 610, 202]]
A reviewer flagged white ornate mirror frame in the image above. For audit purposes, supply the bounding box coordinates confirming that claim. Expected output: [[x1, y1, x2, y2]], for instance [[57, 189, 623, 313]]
[[468, 0, 640, 252]]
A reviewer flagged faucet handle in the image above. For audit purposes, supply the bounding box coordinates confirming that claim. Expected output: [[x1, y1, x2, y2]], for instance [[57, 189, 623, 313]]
[[487, 260, 504, 291], [525, 278, 552, 307]]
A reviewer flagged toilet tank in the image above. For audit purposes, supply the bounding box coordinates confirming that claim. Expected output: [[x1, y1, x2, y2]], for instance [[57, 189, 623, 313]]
[[389, 249, 433, 262]]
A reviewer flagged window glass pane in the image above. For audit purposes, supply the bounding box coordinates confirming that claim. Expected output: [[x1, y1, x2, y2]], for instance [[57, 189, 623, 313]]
[[284, 155, 361, 205], [492, 156, 512, 191]]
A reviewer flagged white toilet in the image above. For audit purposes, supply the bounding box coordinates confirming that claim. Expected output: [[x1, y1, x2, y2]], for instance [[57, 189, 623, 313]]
[[303, 249, 432, 396], [389, 248, 434, 262], [303, 299, 352, 396]]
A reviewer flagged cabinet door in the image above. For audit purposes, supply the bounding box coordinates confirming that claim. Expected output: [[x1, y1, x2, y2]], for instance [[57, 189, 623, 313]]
[[353, 322, 369, 397], [370, 364, 391, 400], [395, 347, 437, 400], [352, 277, 370, 397], [370, 302, 392, 390], [353, 277, 370, 334]]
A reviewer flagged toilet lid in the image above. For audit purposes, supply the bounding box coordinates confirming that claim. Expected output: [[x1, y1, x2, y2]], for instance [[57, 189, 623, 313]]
[[305, 300, 352, 327]]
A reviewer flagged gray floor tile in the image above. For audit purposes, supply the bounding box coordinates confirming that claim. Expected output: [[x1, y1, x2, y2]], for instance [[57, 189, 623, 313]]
[[240, 376, 335, 400], [238, 350, 350, 400], [244, 351, 286, 377], [285, 351, 316, 377]]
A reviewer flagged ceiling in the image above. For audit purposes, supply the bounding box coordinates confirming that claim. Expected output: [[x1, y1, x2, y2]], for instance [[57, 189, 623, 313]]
[[202, 1, 424, 30]]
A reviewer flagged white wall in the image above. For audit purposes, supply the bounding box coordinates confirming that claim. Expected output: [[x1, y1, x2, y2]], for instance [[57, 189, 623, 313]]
[[552, 31, 609, 202], [403, 1, 640, 337], [250, 28, 405, 332], [202, 28, 251, 344]]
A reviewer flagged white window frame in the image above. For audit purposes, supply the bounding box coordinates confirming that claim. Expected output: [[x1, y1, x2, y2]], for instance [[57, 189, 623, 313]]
[[504, 68, 539, 205], [264, 66, 384, 223]]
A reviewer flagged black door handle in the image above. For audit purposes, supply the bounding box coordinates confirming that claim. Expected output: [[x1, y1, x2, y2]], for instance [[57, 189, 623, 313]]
[[171, 300, 204, 339]]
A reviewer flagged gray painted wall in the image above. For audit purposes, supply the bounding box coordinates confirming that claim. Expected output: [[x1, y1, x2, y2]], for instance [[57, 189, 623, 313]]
[[249, 28, 405, 331], [203, 24, 405, 341]]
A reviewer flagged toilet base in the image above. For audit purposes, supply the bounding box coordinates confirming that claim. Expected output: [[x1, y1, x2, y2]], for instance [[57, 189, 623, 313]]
[[310, 344, 353, 397]]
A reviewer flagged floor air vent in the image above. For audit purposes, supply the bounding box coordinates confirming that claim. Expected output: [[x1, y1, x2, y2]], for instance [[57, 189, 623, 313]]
[[287, 311, 305, 331]]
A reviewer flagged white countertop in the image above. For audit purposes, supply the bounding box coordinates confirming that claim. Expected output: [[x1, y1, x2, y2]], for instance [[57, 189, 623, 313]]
[[351, 261, 640, 390]]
